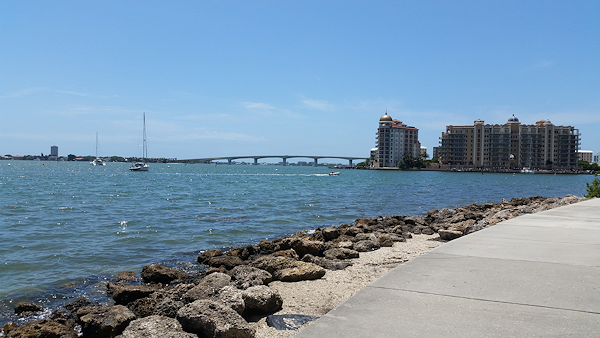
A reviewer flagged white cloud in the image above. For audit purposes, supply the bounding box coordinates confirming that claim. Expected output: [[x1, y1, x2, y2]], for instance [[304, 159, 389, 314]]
[[242, 102, 276, 111], [301, 98, 334, 111], [56, 90, 89, 97], [527, 61, 554, 71], [0, 87, 46, 99]]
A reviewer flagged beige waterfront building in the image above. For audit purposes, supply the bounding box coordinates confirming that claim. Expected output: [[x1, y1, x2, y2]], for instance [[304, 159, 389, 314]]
[[578, 150, 593, 163], [373, 113, 421, 168], [438, 115, 580, 169]]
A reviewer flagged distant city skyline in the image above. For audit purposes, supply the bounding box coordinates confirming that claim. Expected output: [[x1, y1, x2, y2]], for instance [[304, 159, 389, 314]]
[[1, 1, 598, 160]]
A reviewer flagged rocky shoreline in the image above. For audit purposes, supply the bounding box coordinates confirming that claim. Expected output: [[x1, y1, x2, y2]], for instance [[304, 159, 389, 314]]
[[1, 195, 587, 338]]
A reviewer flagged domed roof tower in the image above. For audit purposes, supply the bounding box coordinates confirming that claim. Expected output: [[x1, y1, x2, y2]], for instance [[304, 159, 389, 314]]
[[507, 114, 520, 123], [380, 113, 392, 122]]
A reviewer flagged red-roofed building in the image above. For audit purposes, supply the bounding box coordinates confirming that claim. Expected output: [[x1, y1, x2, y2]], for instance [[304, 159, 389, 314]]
[[373, 112, 421, 168]]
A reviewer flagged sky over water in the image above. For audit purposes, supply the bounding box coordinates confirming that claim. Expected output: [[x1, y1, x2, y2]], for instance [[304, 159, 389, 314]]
[[1, 1, 598, 160]]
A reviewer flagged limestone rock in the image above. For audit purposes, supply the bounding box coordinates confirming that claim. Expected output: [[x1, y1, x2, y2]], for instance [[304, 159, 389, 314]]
[[272, 249, 300, 260], [77, 305, 136, 338], [176, 299, 255, 338], [183, 273, 231, 303], [250, 255, 297, 274], [3, 319, 76, 338], [354, 233, 377, 242], [116, 270, 138, 283], [154, 297, 184, 318], [116, 315, 197, 338], [322, 226, 340, 241], [275, 238, 323, 258], [258, 240, 276, 255], [230, 265, 273, 289], [273, 261, 326, 282], [197, 250, 224, 265], [302, 254, 353, 271], [206, 255, 246, 270], [217, 286, 246, 315], [107, 283, 159, 305], [353, 240, 380, 252], [376, 234, 395, 247], [127, 297, 157, 318], [141, 264, 188, 284], [438, 229, 463, 241], [241, 285, 283, 315], [14, 302, 43, 315], [323, 248, 359, 260]]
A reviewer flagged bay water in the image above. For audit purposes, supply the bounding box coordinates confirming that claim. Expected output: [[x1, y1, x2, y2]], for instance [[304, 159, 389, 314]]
[[0, 161, 593, 324]]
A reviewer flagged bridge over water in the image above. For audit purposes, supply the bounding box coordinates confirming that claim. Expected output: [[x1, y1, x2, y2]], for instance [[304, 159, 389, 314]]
[[182, 155, 368, 166]]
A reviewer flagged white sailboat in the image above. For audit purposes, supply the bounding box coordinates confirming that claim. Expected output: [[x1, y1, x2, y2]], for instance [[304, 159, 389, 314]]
[[90, 132, 106, 166], [129, 113, 149, 171]]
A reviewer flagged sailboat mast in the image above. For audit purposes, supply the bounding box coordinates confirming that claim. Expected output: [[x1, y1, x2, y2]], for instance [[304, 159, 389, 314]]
[[143, 112, 147, 160]]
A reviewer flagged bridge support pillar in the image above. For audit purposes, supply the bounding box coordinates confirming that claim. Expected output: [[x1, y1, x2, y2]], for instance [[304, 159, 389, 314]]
[[228, 159, 232, 165], [313, 158, 318, 167], [349, 159, 353, 166], [282, 158, 287, 166], [254, 158, 258, 165]]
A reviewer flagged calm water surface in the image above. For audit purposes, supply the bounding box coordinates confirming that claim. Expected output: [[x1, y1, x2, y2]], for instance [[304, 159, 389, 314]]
[[0, 161, 593, 323]]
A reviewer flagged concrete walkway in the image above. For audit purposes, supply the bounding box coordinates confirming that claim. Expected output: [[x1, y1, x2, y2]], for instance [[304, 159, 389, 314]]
[[296, 198, 600, 337]]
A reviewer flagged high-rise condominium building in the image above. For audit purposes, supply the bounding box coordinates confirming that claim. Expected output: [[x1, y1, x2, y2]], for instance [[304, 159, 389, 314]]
[[50, 145, 58, 157], [439, 115, 580, 169], [373, 113, 421, 168]]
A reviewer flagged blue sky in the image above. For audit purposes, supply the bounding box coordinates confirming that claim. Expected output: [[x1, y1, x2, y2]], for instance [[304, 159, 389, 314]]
[[1, 1, 598, 161]]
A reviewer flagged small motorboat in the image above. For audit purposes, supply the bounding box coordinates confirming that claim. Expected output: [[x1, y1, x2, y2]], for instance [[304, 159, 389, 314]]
[[329, 171, 340, 176]]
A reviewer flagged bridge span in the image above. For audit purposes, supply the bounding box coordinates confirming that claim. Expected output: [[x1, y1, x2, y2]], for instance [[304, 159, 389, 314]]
[[182, 155, 368, 166]]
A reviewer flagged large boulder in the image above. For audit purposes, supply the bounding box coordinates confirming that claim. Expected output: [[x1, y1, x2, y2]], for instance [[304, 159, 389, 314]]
[[116, 271, 138, 283], [323, 248, 359, 260], [241, 285, 283, 315], [115, 315, 197, 338], [217, 286, 246, 315], [197, 250, 224, 265], [249, 255, 296, 274], [354, 233, 377, 242], [273, 262, 326, 282], [275, 238, 324, 258], [438, 229, 463, 241], [3, 319, 76, 338], [14, 302, 43, 315], [250, 255, 326, 282], [141, 264, 188, 284], [77, 305, 136, 338], [302, 254, 354, 271], [257, 240, 276, 255], [376, 234, 395, 247], [153, 297, 184, 319], [127, 297, 157, 318], [272, 249, 300, 260], [176, 300, 255, 338], [230, 265, 273, 289], [182, 273, 231, 303], [206, 255, 246, 270], [107, 283, 159, 305], [353, 240, 380, 252], [322, 226, 340, 241]]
